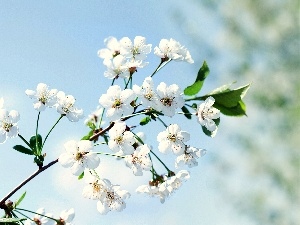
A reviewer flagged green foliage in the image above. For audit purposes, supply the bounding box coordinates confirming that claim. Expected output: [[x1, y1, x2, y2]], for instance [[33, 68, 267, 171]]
[[12, 145, 33, 155], [140, 116, 151, 125], [181, 106, 192, 119], [13, 192, 26, 208], [201, 118, 220, 137], [81, 130, 94, 140], [78, 171, 84, 180], [29, 134, 43, 154], [184, 61, 210, 96], [0, 218, 26, 223]]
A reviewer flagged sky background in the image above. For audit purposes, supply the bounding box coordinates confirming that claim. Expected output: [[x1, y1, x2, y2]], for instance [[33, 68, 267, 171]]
[[0, 1, 290, 225]]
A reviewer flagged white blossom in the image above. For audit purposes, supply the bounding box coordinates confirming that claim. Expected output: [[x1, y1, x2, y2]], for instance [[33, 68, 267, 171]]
[[82, 173, 109, 200], [56, 91, 84, 122], [25, 83, 58, 111], [154, 38, 194, 63], [175, 146, 207, 168], [104, 55, 130, 79], [133, 77, 160, 110], [120, 36, 152, 61], [84, 106, 105, 126], [124, 144, 152, 176], [137, 170, 190, 203], [99, 85, 135, 121], [24, 208, 53, 225], [157, 124, 190, 155], [156, 82, 185, 117], [108, 121, 135, 155], [0, 109, 20, 144], [197, 96, 220, 136], [56, 208, 75, 225], [97, 36, 121, 64], [96, 179, 130, 215], [136, 183, 168, 203], [59, 140, 100, 176]]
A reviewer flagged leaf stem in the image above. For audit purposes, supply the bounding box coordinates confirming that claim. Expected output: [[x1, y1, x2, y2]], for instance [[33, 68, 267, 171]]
[[15, 208, 58, 222], [35, 112, 41, 153], [95, 152, 125, 158], [150, 149, 171, 172], [18, 134, 31, 149], [42, 115, 63, 148], [156, 116, 168, 128], [0, 159, 58, 207]]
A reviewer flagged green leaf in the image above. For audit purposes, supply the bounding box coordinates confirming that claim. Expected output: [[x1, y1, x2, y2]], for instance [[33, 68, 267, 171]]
[[14, 192, 26, 208], [78, 171, 84, 180], [140, 116, 151, 126], [29, 134, 43, 153], [184, 61, 210, 96], [81, 130, 94, 140], [181, 106, 192, 119], [0, 218, 26, 223], [201, 118, 219, 137], [12, 145, 33, 155], [214, 101, 247, 116], [205, 83, 250, 108]]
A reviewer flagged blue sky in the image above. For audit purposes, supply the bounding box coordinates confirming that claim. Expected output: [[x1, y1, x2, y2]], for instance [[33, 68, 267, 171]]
[[0, 1, 252, 224]]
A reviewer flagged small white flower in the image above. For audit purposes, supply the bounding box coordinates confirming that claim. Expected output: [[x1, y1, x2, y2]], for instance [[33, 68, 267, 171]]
[[25, 83, 58, 111], [197, 96, 220, 135], [156, 82, 185, 117], [104, 55, 130, 79], [175, 146, 206, 168], [164, 170, 190, 193], [133, 77, 160, 110], [96, 179, 130, 215], [154, 38, 194, 63], [24, 208, 53, 225], [157, 124, 190, 155], [120, 36, 152, 61], [99, 85, 135, 121], [59, 140, 100, 176], [108, 121, 135, 155], [57, 208, 75, 225], [56, 91, 84, 122], [84, 106, 105, 126], [136, 184, 168, 203], [0, 109, 20, 144], [98, 36, 121, 63], [125, 144, 152, 176], [82, 173, 109, 200]]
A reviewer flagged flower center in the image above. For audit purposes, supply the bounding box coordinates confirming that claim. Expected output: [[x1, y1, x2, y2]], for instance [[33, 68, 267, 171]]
[[75, 152, 85, 161], [2, 122, 13, 132], [132, 156, 141, 165], [92, 182, 101, 193], [144, 93, 153, 101], [168, 134, 177, 142], [113, 99, 122, 108], [160, 97, 174, 106], [115, 136, 123, 144]]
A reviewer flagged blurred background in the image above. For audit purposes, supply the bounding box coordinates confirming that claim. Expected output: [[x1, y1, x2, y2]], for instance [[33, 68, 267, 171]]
[[0, 1, 299, 224]]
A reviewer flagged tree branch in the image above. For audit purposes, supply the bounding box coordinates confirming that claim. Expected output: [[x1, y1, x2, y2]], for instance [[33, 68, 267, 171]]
[[0, 159, 58, 208]]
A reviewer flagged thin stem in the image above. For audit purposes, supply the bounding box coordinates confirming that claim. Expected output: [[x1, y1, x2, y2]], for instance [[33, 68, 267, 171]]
[[177, 112, 195, 116], [111, 78, 116, 86], [184, 103, 197, 110], [150, 59, 171, 77], [156, 116, 168, 128], [18, 134, 31, 149], [150, 149, 171, 172], [16, 208, 58, 222], [42, 115, 63, 148], [124, 75, 132, 89], [35, 112, 41, 153], [98, 108, 105, 130], [96, 152, 125, 158], [0, 159, 58, 206], [14, 210, 32, 221]]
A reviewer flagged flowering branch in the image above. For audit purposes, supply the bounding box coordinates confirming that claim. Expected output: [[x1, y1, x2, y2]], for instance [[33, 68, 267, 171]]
[[0, 158, 58, 208]]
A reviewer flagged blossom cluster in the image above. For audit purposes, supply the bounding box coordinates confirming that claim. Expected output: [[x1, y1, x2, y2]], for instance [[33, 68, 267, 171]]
[[0, 35, 227, 223], [25, 83, 84, 122], [24, 207, 75, 225]]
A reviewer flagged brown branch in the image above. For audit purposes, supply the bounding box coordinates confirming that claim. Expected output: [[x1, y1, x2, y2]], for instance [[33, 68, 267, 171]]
[[0, 159, 58, 208]]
